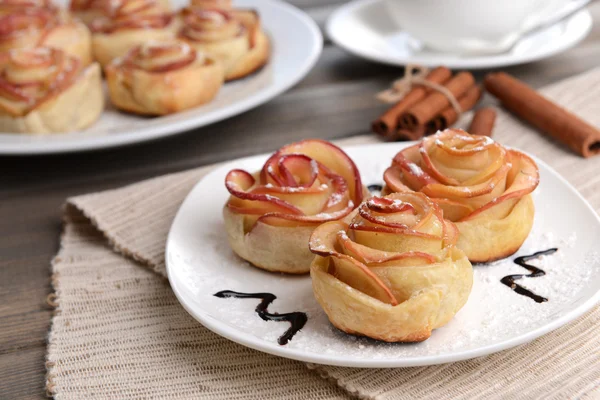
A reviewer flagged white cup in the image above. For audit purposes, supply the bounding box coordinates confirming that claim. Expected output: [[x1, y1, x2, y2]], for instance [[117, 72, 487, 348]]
[[385, 0, 568, 54]]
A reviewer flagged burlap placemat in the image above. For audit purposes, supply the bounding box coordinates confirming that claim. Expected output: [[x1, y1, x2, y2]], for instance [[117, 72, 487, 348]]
[[47, 68, 600, 399]]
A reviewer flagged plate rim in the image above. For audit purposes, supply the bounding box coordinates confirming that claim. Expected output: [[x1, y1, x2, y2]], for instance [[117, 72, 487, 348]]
[[325, 0, 592, 70], [0, 0, 323, 155], [165, 141, 600, 368]]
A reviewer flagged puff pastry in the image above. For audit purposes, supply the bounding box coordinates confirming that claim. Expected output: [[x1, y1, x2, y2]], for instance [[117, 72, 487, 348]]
[[0, 47, 103, 133], [0, 8, 92, 65], [105, 40, 223, 115], [309, 192, 473, 342], [90, 0, 177, 67], [223, 139, 367, 274], [384, 129, 539, 262], [179, 7, 269, 81]]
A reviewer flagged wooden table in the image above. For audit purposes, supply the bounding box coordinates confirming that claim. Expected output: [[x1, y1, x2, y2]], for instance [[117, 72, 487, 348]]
[[1, 1, 599, 397]]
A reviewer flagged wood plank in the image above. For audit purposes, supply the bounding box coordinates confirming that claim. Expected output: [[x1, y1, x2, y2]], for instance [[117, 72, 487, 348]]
[[0, 346, 47, 399]]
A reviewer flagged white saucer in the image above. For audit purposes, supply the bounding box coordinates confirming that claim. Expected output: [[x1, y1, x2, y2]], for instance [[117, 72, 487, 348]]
[[326, 0, 592, 69], [166, 142, 600, 368], [0, 0, 322, 154]]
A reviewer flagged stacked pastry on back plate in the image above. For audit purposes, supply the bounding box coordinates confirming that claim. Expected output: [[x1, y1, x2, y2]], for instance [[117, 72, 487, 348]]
[[222, 129, 539, 342], [0, 0, 270, 133]]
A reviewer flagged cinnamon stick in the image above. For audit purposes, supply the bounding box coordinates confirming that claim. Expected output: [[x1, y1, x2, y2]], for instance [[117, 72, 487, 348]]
[[425, 85, 482, 135], [468, 107, 497, 137], [394, 127, 427, 141], [484, 72, 600, 157], [398, 71, 476, 135], [372, 66, 452, 140]]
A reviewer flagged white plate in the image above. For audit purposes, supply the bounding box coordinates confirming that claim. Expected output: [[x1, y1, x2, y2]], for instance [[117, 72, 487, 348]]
[[326, 0, 592, 69], [166, 142, 600, 368], [0, 0, 322, 155]]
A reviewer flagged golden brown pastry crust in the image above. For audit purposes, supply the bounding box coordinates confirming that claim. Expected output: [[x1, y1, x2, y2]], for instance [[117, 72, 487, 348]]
[[0, 9, 92, 66], [223, 139, 367, 274], [105, 40, 223, 115], [309, 192, 473, 342], [178, 8, 269, 81], [383, 129, 539, 263], [0, 47, 103, 133]]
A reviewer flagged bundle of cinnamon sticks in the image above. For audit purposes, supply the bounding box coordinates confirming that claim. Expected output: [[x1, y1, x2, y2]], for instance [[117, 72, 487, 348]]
[[372, 67, 483, 141], [373, 67, 600, 158]]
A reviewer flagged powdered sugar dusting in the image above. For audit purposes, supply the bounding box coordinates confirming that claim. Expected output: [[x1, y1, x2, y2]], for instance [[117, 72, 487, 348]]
[[407, 162, 425, 177], [169, 144, 600, 365]]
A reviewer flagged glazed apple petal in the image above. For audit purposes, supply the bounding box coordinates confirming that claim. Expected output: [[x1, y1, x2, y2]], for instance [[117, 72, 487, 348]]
[[365, 252, 437, 267], [504, 150, 540, 195], [255, 204, 354, 228], [421, 161, 509, 202], [277, 154, 318, 188], [382, 165, 414, 193], [432, 198, 474, 222], [265, 190, 331, 216], [442, 219, 460, 247], [269, 139, 364, 205], [356, 193, 445, 240], [337, 231, 435, 266], [329, 253, 398, 305], [350, 225, 444, 254], [363, 196, 415, 214], [420, 134, 507, 186], [127, 41, 197, 73], [308, 219, 345, 256], [461, 151, 539, 222], [460, 145, 507, 186], [225, 169, 302, 215], [252, 173, 349, 217], [181, 9, 240, 42], [387, 148, 437, 191]]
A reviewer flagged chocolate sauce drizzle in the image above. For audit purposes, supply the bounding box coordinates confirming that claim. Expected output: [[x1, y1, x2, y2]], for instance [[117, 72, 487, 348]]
[[214, 290, 308, 345], [501, 248, 558, 303], [367, 184, 383, 193]]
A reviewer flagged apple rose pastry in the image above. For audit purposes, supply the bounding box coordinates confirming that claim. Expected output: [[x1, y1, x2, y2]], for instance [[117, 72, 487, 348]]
[[0, 9, 93, 66], [105, 40, 223, 115], [0, 47, 103, 133], [70, 0, 171, 26], [223, 139, 367, 274], [309, 192, 473, 342], [179, 7, 269, 81], [90, 0, 177, 67], [383, 129, 539, 263]]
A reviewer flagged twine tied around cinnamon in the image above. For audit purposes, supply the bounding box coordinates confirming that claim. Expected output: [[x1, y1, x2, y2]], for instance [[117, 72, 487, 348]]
[[371, 66, 481, 141], [376, 65, 463, 116]]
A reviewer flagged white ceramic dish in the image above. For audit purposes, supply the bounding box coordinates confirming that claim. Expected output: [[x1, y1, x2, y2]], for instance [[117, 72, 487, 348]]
[[0, 0, 322, 155], [166, 142, 600, 368], [326, 0, 592, 69]]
